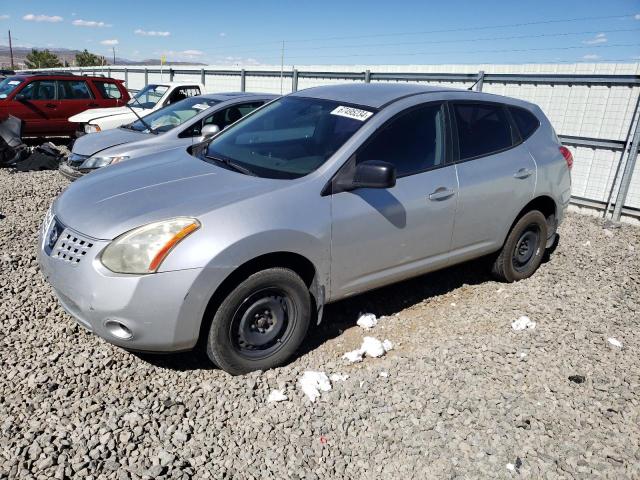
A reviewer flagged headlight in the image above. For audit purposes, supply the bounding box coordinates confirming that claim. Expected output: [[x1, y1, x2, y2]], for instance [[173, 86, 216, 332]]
[[80, 155, 129, 169], [100, 218, 200, 274], [84, 124, 101, 134]]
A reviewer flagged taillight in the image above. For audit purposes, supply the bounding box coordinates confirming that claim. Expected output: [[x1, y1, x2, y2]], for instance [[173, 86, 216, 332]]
[[559, 146, 573, 170]]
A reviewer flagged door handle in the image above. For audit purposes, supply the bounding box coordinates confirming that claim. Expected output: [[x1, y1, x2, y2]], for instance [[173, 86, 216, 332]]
[[513, 168, 533, 179], [45, 103, 57, 109], [428, 187, 455, 201]]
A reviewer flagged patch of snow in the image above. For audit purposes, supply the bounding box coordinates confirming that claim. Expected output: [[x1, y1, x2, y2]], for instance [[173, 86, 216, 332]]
[[512, 316, 536, 331], [361, 336, 386, 357], [608, 337, 623, 348], [298, 371, 331, 402], [267, 389, 288, 403], [343, 337, 394, 363], [356, 313, 378, 330], [342, 349, 364, 363], [329, 373, 349, 382]]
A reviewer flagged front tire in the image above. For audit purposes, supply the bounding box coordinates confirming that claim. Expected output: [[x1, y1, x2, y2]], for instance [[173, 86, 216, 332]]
[[492, 210, 548, 282], [206, 268, 311, 375]]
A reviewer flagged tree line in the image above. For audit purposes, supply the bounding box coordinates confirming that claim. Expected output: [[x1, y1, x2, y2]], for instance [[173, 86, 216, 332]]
[[24, 49, 108, 69]]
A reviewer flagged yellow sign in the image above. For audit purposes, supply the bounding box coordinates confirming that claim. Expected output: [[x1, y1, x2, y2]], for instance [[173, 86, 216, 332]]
[[160, 55, 166, 65]]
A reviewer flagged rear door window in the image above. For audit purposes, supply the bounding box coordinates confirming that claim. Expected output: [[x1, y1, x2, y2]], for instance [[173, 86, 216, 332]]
[[204, 102, 265, 130], [509, 107, 540, 140], [453, 103, 515, 161], [357, 103, 446, 177], [95, 81, 122, 99], [57, 80, 93, 99]]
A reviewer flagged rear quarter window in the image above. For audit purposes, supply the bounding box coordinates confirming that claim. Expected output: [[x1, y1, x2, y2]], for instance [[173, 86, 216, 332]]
[[509, 107, 540, 140], [94, 81, 122, 99]]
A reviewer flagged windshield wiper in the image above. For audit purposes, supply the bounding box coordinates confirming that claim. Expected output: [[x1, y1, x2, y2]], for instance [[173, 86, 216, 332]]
[[126, 96, 157, 134], [204, 154, 257, 176]]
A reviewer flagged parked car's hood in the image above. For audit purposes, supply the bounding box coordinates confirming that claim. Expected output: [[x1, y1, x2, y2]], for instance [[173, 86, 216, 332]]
[[69, 106, 147, 123], [72, 128, 150, 156], [55, 148, 283, 240]]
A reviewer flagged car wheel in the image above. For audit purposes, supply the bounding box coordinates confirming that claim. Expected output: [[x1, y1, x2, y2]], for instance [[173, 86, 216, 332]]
[[492, 210, 548, 282], [205, 268, 311, 375]]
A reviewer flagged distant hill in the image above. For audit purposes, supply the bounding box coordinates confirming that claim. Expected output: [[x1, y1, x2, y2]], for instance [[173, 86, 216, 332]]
[[0, 45, 205, 68]]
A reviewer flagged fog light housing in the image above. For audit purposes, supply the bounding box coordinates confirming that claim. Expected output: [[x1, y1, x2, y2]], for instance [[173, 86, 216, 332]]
[[104, 320, 133, 340]]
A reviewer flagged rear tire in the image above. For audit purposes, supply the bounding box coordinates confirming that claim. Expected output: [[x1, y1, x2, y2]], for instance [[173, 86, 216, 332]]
[[492, 210, 548, 282], [205, 268, 311, 375]]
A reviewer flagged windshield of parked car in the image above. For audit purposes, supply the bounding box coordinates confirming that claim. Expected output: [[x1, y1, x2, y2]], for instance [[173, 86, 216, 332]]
[[127, 84, 169, 109], [204, 97, 374, 179], [0, 77, 24, 99], [126, 96, 219, 133]]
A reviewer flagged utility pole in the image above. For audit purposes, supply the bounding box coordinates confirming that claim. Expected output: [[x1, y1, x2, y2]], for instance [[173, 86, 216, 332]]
[[279, 40, 285, 95], [8, 30, 14, 69], [112, 47, 116, 65]]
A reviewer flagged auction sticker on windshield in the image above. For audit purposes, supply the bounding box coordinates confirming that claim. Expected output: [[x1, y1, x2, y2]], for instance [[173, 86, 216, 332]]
[[331, 106, 373, 122], [192, 103, 210, 111]]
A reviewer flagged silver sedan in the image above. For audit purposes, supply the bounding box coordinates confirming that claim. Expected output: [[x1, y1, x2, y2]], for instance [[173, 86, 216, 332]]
[[60, 92, 277, 179]]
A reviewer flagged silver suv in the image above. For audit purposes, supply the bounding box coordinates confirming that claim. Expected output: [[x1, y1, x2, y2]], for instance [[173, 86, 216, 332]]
[[39, 83, 572, 375]]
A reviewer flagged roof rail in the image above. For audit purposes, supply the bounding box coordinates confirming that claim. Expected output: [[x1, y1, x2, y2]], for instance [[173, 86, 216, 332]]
[[21, 71, 77, 76]]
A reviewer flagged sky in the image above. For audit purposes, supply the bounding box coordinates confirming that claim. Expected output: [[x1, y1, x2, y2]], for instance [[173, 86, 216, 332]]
[[0, 0, 639, 66]]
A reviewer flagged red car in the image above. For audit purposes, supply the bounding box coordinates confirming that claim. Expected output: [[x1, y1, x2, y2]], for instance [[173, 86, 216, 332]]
[[0, 72, 130, 138]]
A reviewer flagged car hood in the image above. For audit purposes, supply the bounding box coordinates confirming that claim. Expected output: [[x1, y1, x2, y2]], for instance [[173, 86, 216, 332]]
[[55, 148, 284, 240], [69, 106, 146, 123], [72, 128, 150, 156]]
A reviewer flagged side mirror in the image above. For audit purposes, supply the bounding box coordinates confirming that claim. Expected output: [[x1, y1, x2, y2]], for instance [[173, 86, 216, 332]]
[[351, 160, 396, 189], [201, 124, 220, 138]]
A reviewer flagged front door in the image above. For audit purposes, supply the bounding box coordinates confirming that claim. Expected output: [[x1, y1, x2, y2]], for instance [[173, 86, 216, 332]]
[[330, 102, 458, 299], [10, 79, 56, 136]]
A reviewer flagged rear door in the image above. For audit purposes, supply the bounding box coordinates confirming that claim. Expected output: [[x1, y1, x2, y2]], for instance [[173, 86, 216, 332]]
[[55, 79, 99, 134], [330, 102, 459, 298], [449, 102, 537, 259], [10, 79, 57, 136]]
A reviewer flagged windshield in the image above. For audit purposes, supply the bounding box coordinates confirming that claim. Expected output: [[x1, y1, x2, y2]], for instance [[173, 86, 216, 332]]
[[204, 97, 374, 179], [127, 96, 219, 133], [0, 77, 24, 99], [127, 84, 169, 109]]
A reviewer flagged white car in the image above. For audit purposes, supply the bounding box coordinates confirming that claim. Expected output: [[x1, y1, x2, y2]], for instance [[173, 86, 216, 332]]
[[69, 82, 205, 135]]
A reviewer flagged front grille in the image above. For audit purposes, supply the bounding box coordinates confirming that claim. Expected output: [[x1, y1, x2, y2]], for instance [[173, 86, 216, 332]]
[[67, 153, 89, 168], [52, 230, 94, 265]]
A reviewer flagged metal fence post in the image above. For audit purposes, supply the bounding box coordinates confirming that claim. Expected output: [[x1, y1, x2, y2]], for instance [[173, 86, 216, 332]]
[[107, 67, 111, 78], [169, 68, 174, 81], [364, 70, 371, 83], [124, 67, 128, 88], [200, 68, 205, 86], [240, 69, 246, 92], [144, 68, 148, 86], [476, 70, 485, 92], [612, 101, 640, 221], [292, 69, 299, 92]]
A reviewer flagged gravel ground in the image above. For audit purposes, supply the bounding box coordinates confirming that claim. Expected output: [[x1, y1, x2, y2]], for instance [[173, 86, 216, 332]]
[[1, 169, 639, 480]]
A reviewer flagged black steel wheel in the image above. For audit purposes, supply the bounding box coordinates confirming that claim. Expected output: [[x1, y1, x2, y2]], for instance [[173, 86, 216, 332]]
[[492, 210, 548, 282], [205, 268, 311, 375]]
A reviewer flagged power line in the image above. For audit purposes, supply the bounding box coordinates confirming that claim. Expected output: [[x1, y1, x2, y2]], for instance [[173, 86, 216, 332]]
[[199, 27, 640, 57], [195, 12, 640, 53]]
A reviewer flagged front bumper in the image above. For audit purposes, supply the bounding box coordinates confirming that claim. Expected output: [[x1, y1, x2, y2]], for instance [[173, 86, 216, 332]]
[[38, 217, 230, 352], [58, 162, 87, 181]]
